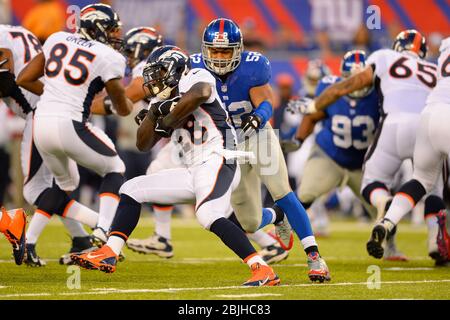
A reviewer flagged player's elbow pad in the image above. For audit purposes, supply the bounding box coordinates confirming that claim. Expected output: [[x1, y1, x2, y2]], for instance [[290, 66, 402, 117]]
[[254, 100, 273, 127]]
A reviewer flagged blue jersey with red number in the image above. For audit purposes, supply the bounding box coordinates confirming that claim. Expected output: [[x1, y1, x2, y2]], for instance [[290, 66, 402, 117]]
[[190, 51, 271, 129], [315, 75, 381, 170]]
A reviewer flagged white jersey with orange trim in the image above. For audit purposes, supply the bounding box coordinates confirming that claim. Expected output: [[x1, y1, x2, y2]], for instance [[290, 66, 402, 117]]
[[367, 48, 437, 115], [149, 68, 238, 166], [35, 31, 126, 122], [0, 24, 41, 118], [426, 37, 450, 106]]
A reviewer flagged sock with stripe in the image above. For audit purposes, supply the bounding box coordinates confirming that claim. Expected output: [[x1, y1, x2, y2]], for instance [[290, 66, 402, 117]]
[[362, 181, 390, 207], [384, 179, 427, 226], [62, 200, 98, 229], [97, 172, 124, 231], [109, 194, 142, 243], [153, 205, 173, 239], [258, 208, 277, 229], [209, 217, 256, 261], [26, 211, 51, 244]]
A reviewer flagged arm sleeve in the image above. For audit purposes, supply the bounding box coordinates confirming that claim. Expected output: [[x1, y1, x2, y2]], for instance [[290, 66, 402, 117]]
[[132, 61, 145, 79]]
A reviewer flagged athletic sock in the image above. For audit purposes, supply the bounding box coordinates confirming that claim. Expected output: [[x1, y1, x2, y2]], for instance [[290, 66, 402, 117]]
[[153, 205, 173, 239], [384, 194, 414, 227], [209, 217, 256, 261], [107, 235, 126, 256], [109, 194, 142, 240], [60, 217, 89, 238], [63, 200, 98, 229], [247, 230, 277, 248], [26, 211, 51, 244], [258, 208, 276, 229], [244, 253, 268, 267], [97, 193, 119, 231], [275, 192, 317, 251]]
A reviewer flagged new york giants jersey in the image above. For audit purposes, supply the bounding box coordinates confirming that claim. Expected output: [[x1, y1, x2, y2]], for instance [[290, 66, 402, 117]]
[[35, 31, 126, 122], [315, 76, 380, 170], [190, 51, 271, 129], [0, 25, 41, 118], [367, 48, 437, 115], [149, 68, 235, 166], [426, 37, 450, 106]]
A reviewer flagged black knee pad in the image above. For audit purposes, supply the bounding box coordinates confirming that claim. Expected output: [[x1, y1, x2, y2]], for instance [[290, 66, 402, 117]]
[[424, 195, 445, 217], [398, 179, 427, 205], [361, 182, 388, 204], [37, 186, 71, 216], [99, 172, 125, 195]]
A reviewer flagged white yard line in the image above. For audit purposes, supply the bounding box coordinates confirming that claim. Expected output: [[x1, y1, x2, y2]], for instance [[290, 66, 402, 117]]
[[383, 267, 434, 271], [215, 293, 283, 298], [0, 279, 449, 298]]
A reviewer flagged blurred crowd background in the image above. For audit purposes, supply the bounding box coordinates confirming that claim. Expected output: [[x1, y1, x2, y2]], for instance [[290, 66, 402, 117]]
[[0, 0, 449, 216]]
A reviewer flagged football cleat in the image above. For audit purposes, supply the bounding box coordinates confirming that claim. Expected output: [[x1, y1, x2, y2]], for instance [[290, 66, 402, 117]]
[[259, 243, 289, 265], [307, 252, 331, 283], [383, 226, 408, 261], [126, 234, 174, 258], [243, 262, 280, 287], [25, 243, 46, 267], [59, 236, 95, 265], [433, 210, 449, 266], [367, 221, 389, 259], [71, 245, 118, 273], [1, 208, 27, 265]]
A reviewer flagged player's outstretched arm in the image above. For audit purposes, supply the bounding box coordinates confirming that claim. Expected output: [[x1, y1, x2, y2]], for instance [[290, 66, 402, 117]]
[[91, 77, 145, 115], [295, 111, 327, 141], [162, 82, 212, 129], [16, 52, 45, 95], [104, 78, 134, 116], [314, 66, 374, 112]]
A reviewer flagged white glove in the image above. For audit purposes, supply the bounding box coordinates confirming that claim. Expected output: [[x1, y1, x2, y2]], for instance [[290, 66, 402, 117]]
[[287, 97, 317, 115]]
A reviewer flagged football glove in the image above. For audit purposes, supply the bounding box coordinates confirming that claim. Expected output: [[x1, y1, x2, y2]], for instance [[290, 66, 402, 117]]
[[103, 96, 117, 115], [149, 95, 181, 117], [287, 97, 317, 115], [240, 113, 262, 138], [155, 116, 173, 138], [280, 137, 303, 153], [0, 58, 16, 98], [134, 109, 148, 126]]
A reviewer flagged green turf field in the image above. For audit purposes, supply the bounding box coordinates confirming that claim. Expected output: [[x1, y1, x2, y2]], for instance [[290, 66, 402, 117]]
[[0, 216, 449, 300]]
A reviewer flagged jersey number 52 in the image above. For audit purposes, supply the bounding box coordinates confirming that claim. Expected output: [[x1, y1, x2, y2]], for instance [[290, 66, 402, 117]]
[[45, 43, 96, 85]]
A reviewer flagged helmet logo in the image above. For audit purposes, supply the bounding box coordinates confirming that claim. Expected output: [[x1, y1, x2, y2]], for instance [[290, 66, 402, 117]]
[[81, 10, 109, 22], [213, 32, 229, 45]]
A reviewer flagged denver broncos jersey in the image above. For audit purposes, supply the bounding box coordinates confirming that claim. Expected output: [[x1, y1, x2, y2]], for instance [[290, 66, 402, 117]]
[[367, 48, 437, 115], [149, 68, 235, 166], [35, 31, 126, 122], [315, 75, 380, 170], [0, 25, 41, 118], [190, 51, 271, 129]]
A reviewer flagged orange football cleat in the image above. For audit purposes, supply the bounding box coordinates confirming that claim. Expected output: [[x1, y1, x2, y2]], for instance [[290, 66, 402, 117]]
[[243, 262, 280, 286], [1, 207, 27, 265], [71, 245, 118, 273]]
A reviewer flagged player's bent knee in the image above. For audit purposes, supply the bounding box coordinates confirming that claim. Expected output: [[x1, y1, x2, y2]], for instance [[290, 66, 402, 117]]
[[398, 179, 427, 205], [37, 186, 71, 216], [196, 208, 225, 230], [100, 172, 125, 195]]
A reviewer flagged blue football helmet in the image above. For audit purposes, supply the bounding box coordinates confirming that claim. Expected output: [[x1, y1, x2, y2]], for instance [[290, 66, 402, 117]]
[[202, 18, 243, 75], [142, 45, 190, 99], [78, 3, 123, 50], [124, 27, 163, 68], [340, 50, 371, 98], [393, 29, 427, 59]]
